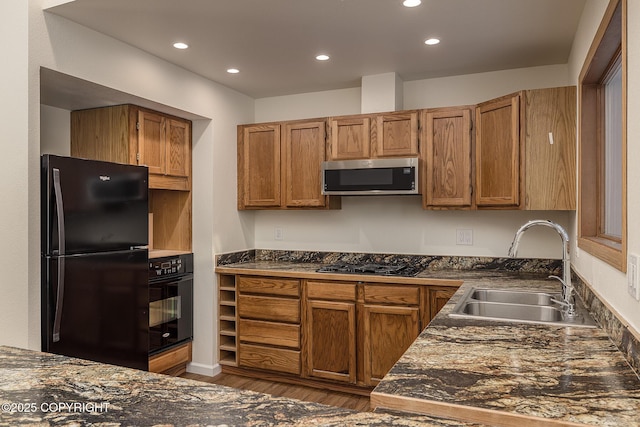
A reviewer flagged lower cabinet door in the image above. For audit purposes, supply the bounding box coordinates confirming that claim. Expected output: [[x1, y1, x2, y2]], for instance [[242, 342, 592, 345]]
[[239, 343, 300, 375], [362, 304, 420, 386], [304, 300, 356, 383]]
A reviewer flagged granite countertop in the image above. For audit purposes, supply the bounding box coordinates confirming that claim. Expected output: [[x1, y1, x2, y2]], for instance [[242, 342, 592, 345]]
[[0, 346, 485, 426], [371, 274, 640, 426], [216, 259, 640, 426]]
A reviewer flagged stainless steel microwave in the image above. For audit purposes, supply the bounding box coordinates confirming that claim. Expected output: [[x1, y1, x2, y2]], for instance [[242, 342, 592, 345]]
[[322, 157, 419, 195]]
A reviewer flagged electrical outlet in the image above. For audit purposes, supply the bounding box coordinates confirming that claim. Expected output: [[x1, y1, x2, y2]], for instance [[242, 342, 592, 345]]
[[456, 229, 473, 246], [628, 254, 640, 301], [274, 227, 284, 241]]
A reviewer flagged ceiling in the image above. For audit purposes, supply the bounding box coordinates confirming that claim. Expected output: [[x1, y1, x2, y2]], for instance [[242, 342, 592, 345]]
[[45, 0, 586, 99]]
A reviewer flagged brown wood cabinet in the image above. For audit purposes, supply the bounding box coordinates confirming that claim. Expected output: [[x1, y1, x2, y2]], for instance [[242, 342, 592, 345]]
[[303, 281, 357, 384], [71, 105, 191, 191], [422, 107, 474, 209], [71, 104, 192, 252], [218, 272, 459, 390], [428, 287, 458, 323], [237, 119, 336, 210], [149, 341, 192, 376], [327, 111, 418, 160], [238, 124, 281, 208], [362, 285, 421, 386], [475, 94, 521, 207], [522, 87, 576, 210], [328, 115, 371, 160], [236, 276, 302, 375], [475, 86, 576, 210]]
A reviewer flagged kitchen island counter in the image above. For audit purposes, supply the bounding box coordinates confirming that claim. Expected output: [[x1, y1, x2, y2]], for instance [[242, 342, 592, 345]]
[[371, 273, 640, 426], [0, 345, 484, 426]]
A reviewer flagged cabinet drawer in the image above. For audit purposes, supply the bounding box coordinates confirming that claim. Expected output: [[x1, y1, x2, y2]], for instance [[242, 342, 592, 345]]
[[238, 294, 300, 323], [364, 285, 420, 305], [238, 276, 300, 297], [239, 343, 300, 375], [149, 342, 192, 374], [238, 319, 300, 349], [306, 281, 357, 301]]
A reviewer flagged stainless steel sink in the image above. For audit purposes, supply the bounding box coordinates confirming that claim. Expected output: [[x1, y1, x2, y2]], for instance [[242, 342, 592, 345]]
[[469, 289, 558, 306], [460, 301, 563, 322], [450, 287, 597, 328]]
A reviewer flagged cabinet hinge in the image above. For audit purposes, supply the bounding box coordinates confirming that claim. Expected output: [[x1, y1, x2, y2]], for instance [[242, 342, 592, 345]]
[[136, 152, 140, 162], [136, 121, 140, 131]]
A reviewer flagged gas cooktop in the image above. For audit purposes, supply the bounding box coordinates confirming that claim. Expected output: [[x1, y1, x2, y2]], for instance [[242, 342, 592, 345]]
[[316, 262, 421, 277]]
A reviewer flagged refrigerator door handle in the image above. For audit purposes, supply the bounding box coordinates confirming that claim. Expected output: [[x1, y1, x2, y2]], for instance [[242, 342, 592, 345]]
[[52, 168, 65, 342]]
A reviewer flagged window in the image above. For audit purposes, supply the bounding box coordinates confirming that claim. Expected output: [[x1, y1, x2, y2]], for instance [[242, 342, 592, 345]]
[[578, 0, 626, 271]]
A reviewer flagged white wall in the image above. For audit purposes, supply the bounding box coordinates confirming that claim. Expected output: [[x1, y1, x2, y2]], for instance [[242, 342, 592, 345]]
[[40, 105, 70, 155], [568, 0, 640, 333], [8, 1, 256, 375], [404, 64, 570, 109], [0, 0, 30, 350], [256, 198, 570, 259], [255, 87, 361, 122]]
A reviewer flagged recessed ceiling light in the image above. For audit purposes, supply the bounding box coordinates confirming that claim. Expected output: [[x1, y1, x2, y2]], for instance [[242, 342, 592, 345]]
[[227, 68, 240, 74], [424, 38, 440, 45], [315, 54, 330, 61], [403, 0, 421, 7], [173, 42, 189, 49]]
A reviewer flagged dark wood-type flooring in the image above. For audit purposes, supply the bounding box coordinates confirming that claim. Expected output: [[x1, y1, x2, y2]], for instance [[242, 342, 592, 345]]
[[182, 372, 372, 412]]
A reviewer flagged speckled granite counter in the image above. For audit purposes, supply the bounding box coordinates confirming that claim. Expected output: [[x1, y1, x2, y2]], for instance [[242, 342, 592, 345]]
[[371, 273, 640, 426], [0, 346, 485, 427]]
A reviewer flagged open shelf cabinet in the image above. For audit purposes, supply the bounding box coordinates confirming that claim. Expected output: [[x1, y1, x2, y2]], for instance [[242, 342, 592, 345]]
[[217, 274, 238, 366]]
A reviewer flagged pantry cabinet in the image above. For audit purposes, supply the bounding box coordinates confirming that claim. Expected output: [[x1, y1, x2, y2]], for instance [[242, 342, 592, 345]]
[[237, 119, 337, 210], [422, 106, 474, 209], [475, 86, 576, 210], [327, 111, 418, 160]]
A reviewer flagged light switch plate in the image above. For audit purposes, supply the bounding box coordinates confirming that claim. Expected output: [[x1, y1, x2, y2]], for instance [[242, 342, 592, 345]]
[[275, 227, 284, 241], [627, 254, 640, 301], [456, 229, 473, 246]]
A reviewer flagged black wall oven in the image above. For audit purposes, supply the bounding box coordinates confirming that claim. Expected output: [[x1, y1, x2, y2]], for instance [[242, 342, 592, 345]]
[[148, 253, 193, 355]]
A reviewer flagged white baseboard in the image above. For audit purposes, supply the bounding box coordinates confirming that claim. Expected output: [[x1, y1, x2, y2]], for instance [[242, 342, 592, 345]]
[[186, 361, 221, 377]]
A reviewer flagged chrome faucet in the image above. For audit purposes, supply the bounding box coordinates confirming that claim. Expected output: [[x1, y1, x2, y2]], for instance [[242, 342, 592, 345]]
[[508, 220, 576, 317]]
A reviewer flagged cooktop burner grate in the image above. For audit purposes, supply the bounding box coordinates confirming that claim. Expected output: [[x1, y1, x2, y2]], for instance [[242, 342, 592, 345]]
[[316, 262, 421, 277]]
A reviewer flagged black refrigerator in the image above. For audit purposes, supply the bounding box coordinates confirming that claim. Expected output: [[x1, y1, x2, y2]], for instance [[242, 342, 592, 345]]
[[41, 155, 149, 370]]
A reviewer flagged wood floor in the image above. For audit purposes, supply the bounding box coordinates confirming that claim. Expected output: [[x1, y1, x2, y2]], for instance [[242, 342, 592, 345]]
[[181, 372, 372, 412]]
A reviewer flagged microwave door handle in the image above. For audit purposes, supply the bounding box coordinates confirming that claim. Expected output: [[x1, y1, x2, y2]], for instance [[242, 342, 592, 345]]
[[52, 168, 65, 342]]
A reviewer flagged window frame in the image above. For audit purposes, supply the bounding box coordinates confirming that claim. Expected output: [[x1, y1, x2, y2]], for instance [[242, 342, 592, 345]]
[[578, 0, 627, 271]]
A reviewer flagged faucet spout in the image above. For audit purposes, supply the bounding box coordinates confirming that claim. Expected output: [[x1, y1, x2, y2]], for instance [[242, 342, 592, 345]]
[[508, 220, 575, 317]]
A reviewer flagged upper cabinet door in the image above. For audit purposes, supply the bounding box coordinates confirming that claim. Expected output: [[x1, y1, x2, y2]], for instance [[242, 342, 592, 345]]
[[373, 111, 419, 157], [239, 124, 281, 208], [165, 118, 191, 178], [475, 93, 521, 207], [328, 116, 371, 160], [282, 120, 326, 208], [138, 110, 166, 176], [422, 107, 473, 208], [523, 87, 576, 210]]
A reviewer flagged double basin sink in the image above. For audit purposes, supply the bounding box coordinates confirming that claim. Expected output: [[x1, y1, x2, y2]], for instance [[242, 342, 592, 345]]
[[450, 287, 597, 328]]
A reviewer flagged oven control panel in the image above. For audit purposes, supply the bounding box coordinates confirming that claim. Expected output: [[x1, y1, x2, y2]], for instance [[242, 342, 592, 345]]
[[149, 253, 193, 280]]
